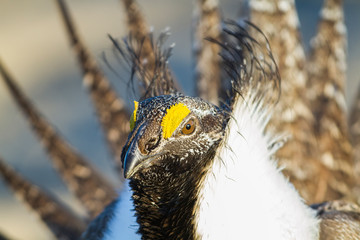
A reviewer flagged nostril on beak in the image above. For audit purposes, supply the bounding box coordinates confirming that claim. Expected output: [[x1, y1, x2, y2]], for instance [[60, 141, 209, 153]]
[[139, 136, 160, 154], [145, 136, 159, 153]]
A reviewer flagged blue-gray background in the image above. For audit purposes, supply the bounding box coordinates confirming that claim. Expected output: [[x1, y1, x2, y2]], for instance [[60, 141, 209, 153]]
[[1, 0, 359, 239]]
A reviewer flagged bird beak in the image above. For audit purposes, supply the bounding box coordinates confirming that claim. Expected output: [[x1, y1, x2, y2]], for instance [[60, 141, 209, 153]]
[[123, 138, 143, 179], [122, 123, 162, 178], [122, 123, 148, 179]]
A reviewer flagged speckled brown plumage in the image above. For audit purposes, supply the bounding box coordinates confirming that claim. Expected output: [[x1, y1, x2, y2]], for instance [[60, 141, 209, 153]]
[[121, 0, 156, 88], [307, 0, 354, 203], [249, 0, 356, 204], [0, 156, 86, 239], [350, 85, 360, 204], [193, 0, 222, 105], [0, 60, 117, 219], [249, 0, 320, 203], [1, 1, 360, 239], [120, 0, 179, 98], [56, 0, 131, 171], [312, 200, 360, 240], [121, 0, 155, 89]]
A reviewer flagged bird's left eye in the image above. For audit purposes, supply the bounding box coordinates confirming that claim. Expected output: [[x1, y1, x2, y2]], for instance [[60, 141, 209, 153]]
[[181, 119, 195, 135]]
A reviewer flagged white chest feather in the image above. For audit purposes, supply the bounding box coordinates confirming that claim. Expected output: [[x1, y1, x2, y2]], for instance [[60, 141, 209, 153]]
[[194, 96, 320, 240]]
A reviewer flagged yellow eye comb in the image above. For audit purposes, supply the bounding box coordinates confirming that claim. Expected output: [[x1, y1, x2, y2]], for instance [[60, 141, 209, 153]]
[[161, 103, 190, 139], [130, 101, 139, 131]]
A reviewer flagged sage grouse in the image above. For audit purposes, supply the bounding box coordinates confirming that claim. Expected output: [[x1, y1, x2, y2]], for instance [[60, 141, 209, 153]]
[[1, 0, 360, 240]]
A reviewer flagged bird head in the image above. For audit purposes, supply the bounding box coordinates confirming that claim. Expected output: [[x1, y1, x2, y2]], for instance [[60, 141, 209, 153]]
[[121, 94, 226, 180]]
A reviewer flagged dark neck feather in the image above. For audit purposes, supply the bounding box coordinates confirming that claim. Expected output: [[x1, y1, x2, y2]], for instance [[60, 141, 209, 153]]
[[130, 150, 216, 240]]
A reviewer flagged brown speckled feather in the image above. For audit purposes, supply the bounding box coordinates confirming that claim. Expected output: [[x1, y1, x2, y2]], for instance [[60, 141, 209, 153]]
[[249, 0, 356, 204], [249, 0, 321, 202], [120, 0, 179, 97], [0, 156, 86, 239], [56, 0, 131, 170], [0, 61, 117, 218], [350, 85, 360, 204], [193, 0, 222, 106], [312, 200, 360, 240], [307, 0, 354, 203], [121, 0, 155, 88]]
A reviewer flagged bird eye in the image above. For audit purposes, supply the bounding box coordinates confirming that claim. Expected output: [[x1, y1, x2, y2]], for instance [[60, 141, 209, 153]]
[[181, 119, 195, 135]]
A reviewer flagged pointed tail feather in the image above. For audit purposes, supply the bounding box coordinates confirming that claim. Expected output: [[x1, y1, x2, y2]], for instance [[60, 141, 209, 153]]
[[0, 156, 86, 239], [349, 85, 360, 204], [306, 0, 354, 202], [120, 0, 179, 97], [0, 60, 117, 218], [56, 0, 131, 170], [121, 0, 154, 89], [249, 0, 317, 202], [249, 0, 354, 203], [192, 0, 222, 106]]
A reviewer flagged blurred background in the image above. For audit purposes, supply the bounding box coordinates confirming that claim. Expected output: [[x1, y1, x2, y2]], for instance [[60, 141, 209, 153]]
[[0, 0, 359, 239]]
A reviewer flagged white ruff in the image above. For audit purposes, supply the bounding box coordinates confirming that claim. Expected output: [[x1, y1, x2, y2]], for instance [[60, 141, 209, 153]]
[[194, 94, 320, 240]]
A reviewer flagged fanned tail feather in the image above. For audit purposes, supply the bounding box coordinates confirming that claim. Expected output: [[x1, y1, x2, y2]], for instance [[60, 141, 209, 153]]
[[0, 60, 117, 218]]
